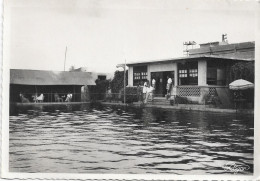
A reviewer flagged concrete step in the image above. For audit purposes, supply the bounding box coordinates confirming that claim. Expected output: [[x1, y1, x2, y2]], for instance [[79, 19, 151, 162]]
[[145, 96, 171, 105], [147, 99, 169, 102], [146, 99, 171, 105]]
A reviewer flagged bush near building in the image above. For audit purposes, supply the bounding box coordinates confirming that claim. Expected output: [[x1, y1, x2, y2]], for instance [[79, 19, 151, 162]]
[[230, 62, 254, 108], [110, 70, 128, 94], [89, 79, 110, 101], [119, 87, 138, 103]]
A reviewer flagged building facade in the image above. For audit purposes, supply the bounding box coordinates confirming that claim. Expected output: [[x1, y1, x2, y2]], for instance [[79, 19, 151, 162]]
[[125, 41, 255, 107], [10, 69, 96, 103]]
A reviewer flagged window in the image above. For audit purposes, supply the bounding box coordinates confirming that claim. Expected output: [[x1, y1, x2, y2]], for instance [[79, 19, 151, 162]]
[[133, 66, 148, 86], [207, 61, 226, 85], [133, 72, 147, 80], [179, 70, 188, 78], [207, 68, 217, 85], [141, 72, 147, 79], [98, 75, 106, 80], [178, 62, 198, 85], [189, 69, 198, 77], [134, 72, 141, 80]]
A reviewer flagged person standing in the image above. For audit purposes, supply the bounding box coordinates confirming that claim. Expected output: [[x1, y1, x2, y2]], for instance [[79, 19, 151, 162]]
[[65, 93, 73, 102], [144, 83, 154, 103], [106, 87, 112, 102], [142, 80, 148, 102], [166, 76, 173, 99], [152, 78, 156, 88], [152, 78, 156, 99]]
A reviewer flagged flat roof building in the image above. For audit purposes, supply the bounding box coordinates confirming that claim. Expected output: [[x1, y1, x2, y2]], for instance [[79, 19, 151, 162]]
[[10, 69, 96, 103], [120, 40, 254, 107]]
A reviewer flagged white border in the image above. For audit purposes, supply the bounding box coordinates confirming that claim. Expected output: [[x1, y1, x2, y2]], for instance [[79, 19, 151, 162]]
[[1, 0, 260, 180]]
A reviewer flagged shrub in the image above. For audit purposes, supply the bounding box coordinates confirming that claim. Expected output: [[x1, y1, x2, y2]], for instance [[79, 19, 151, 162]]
[[230, 62, 254, 83], [120, 87, 138, 103], [89, 79, 110, 101], [174, 96, 190, 104], [110, 70, 128, 93], [205, 94, 220, 106]]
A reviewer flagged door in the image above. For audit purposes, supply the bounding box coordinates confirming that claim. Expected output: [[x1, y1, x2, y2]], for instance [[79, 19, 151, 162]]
[[151, 72, 163, 96], [151, 71, 174, 97], [162, 71, 175, 96]]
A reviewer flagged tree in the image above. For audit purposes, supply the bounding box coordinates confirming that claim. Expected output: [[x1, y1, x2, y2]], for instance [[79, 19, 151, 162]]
[[230, 62, 254, 83], [110, 70, 128, 93], [93, 79, 110, 100], [95, 79, 110, 92]]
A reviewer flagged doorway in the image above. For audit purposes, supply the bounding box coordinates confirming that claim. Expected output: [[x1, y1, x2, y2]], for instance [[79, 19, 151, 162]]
[[151, 71, 174, 97]]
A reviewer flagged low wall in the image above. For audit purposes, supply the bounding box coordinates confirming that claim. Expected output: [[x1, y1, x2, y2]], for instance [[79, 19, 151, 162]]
[[171, 85, 228, 105]]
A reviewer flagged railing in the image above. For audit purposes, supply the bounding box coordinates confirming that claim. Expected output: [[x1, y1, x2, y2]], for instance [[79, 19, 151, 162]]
[[176, 85, 227, 97], [177, 86, 200, 97], [208, 87, 217, 96], [15, 92, 85, 103]]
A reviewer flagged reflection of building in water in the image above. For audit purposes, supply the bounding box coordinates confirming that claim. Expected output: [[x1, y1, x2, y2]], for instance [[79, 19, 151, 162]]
[[10, 69, 96, 103]]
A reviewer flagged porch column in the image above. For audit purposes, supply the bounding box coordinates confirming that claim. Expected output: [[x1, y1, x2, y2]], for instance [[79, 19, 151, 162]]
[[198, 60, 207, 86], [147, 65, 151, 82], [170, 63, 178, 96], [173, 63, 178, 86], [128, 66, 133, 86]]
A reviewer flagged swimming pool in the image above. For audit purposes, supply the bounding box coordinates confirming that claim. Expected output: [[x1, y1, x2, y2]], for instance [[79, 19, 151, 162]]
[[9, 103, 254, 174]]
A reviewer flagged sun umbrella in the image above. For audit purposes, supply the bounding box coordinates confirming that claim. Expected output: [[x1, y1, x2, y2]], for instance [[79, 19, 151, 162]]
[[229, 79, 254, 90]]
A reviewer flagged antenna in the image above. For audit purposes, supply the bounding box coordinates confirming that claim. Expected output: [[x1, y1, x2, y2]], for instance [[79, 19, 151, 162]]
[[183, 41, 196, 56], [222, 34, 227, 42], [64, 46, 67, 71]]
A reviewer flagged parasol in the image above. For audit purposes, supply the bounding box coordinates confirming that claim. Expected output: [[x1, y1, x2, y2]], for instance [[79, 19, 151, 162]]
[[229, 79, 254, 90]]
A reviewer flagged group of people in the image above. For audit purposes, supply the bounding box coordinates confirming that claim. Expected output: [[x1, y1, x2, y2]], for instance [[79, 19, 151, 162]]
[[140, 75, 173, 104], [142, 79, 155, 103], [19, 92, 73, 103]]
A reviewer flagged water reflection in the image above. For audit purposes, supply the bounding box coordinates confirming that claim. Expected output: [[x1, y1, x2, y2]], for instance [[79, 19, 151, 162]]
[[9, 103, 254, 174]]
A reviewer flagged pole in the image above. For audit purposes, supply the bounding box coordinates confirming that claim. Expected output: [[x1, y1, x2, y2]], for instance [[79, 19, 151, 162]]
[[64, 46, 67, 71], [124, 59, 126, 104]]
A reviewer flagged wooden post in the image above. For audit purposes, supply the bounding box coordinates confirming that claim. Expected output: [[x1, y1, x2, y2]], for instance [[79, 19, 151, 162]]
[[73, 85, 75, 102]]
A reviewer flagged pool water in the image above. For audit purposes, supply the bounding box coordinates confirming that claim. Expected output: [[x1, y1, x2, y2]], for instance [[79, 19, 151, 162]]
[[9, 103, 254, 174]]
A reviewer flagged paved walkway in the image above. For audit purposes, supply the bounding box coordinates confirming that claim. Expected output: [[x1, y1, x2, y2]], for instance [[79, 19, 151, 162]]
[[101, 101, 254, 114]]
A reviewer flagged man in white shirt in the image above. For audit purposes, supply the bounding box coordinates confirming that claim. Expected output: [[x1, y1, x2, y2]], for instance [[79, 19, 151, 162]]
[[151, 78, 156, 99], [65, 93, 73, 102], [144, 84, 154, 103], [166, 76, 172, 93], [152, 79, 156, 88], [166, 76, 173, 100], [142, 80, 148, 102]]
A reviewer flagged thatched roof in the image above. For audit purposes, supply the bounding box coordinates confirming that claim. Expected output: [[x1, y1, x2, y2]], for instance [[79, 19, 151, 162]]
[[10, 69, 96, 86]]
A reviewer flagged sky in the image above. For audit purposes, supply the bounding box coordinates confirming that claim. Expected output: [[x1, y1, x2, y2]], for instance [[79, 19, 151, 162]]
[[5, 0, 257, 73]]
